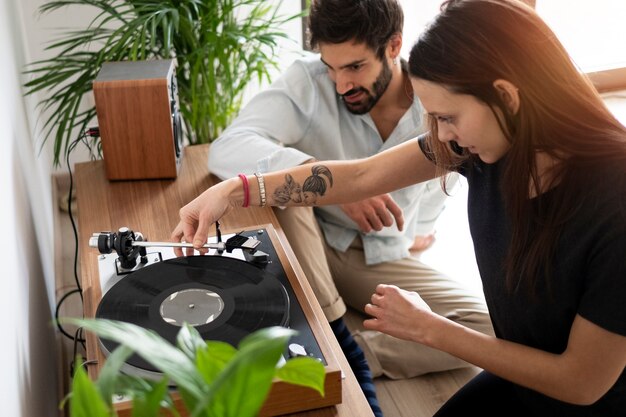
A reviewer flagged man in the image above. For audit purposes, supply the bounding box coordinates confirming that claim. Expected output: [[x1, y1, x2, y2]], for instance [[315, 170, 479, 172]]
[[207, 0, 493, 412]]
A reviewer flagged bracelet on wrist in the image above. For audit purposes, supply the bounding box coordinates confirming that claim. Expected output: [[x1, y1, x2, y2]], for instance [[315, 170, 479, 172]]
[[238, 174, 250, 208], [254, 172, 266, 207]]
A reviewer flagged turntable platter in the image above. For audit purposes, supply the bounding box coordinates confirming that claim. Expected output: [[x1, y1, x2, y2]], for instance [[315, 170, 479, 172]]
[[96, 255, 290, 372]]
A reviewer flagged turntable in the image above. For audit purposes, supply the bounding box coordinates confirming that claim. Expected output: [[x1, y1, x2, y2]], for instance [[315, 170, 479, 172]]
[[74, 143, 371, 417], [88, 224, 343, 416]]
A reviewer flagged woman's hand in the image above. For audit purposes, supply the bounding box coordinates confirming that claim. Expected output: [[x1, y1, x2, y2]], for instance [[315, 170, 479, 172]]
[[170, 179, 239, 256], [363, 284, 438, 345]]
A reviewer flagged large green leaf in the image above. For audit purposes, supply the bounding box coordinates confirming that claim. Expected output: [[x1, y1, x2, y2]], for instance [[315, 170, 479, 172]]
[[64, 318, 207, 400], [197, 327, 295, 417], [195, 341, 237, 385], [130, 377, 170, 417], [176, 322, 208, 360], [62, 320, 325, 417], [112, 374, 181, 417], [69, 365, 112, 417], [96, 344, 134, 405], [276, 357, 326, 397]]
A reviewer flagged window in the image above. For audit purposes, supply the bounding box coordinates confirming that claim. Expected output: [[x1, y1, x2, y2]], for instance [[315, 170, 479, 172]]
[[399, 1, 442, 59], [537, 1, 626, 72], [399, 0, 626, 91], [537, 1, 626, 92]]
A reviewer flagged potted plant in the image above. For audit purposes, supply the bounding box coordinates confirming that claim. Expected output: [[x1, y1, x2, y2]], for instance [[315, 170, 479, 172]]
[[64, 318, 325, 417], [24, 0, 303, 166]]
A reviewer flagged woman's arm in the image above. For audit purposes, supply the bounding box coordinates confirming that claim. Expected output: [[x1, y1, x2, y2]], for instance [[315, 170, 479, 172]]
[[172, 140, 438, 252], [364, 284, 626, 405], [262, 139, 436, 207]]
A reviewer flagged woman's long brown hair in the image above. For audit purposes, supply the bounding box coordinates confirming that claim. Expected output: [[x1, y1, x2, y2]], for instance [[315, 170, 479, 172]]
[[409, 0, 626, 293]]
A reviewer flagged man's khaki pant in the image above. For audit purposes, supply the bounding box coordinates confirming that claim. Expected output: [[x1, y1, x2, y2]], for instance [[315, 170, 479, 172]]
[[274, 206, 494, 379]]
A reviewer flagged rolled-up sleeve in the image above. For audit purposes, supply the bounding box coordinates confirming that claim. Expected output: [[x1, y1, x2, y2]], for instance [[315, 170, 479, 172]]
[[208, 59, 320, 179]]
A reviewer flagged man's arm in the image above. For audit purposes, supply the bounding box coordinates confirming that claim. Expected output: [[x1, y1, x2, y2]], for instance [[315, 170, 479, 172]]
[[208, 59, 319, 179]]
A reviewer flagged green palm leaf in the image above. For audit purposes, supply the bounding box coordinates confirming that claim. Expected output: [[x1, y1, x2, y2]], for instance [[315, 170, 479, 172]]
[[24, 0, 306, 166]]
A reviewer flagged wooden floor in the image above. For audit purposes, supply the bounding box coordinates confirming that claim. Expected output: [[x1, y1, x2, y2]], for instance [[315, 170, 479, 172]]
[[375, 368, 479, 417], [343, 310, 480, 417], [53, 174, 478, 417]]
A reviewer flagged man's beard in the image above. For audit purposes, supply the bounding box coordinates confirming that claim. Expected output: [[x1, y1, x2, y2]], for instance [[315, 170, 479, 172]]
[[341, 58, 393, 115]]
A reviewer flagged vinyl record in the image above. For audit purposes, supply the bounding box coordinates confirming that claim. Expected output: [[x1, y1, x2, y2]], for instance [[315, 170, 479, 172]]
[[96, 255, 290, 372]]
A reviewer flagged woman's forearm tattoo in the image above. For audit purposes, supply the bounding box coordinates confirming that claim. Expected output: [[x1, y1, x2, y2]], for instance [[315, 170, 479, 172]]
[[272, 165, 333, 205]]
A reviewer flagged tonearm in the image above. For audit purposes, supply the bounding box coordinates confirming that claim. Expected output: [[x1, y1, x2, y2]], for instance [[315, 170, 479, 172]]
[[89, 223, 261, 270]]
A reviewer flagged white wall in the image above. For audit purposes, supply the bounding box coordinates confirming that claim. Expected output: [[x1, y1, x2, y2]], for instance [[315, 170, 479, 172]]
[[536, 0, 626, 71], [1, 0, 60, 415], [3, 1, 305, 416], [20, 0, 120, 171]]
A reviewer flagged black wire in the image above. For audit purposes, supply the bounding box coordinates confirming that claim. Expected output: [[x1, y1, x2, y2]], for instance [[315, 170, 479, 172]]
[[73, 326, 86, 355], [69, 327, 87, 377], [55, 131, 94, 342], [66, 135, 83, 297], [55, 288, 84, 341]]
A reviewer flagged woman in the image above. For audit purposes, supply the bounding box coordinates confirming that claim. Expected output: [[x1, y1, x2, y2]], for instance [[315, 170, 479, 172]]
[[172, 0, 625, 414]]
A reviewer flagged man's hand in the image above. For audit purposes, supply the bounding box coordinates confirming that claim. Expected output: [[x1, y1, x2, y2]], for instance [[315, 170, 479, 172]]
[[408, 233, 436, 253], [340, 194, 404, 233]]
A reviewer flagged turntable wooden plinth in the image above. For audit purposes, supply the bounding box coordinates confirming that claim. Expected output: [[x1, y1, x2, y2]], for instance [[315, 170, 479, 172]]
[[75, 144, 373, 417]]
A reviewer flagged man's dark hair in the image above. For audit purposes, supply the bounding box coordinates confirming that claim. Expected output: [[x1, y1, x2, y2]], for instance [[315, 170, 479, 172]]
[[308, 0, 404, 59]]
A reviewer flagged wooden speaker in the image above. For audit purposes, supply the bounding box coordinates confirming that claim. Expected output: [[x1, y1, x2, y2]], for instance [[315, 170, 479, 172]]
[[93, 59, 183, 180]]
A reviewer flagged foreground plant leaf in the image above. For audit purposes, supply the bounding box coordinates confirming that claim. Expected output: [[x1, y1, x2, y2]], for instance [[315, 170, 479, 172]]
[[130, 377, 170, 417], [69, 365, 111, 417], [276, 356, 325, 397], [96, 344, 134, 405], [65, 318, 206, 400], [63, 319, 326, 417]]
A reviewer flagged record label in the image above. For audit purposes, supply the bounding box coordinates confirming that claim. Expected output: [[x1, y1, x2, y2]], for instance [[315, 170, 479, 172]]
[[160, 288, 225, 327]]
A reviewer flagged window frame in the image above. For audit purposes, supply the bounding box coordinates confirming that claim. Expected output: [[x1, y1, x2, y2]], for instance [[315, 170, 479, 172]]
[[587, 67, 626, 93]]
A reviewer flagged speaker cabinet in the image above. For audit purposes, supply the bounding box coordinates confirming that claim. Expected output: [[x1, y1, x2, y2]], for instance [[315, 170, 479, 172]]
[[93, 59, 183, 180]]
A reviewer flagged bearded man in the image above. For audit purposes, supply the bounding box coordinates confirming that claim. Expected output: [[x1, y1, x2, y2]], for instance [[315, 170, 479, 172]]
[[207, 1, 493, 416]]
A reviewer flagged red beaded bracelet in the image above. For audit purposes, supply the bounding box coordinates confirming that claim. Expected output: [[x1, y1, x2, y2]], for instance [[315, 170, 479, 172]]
[[238, 174, 250, 208]]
